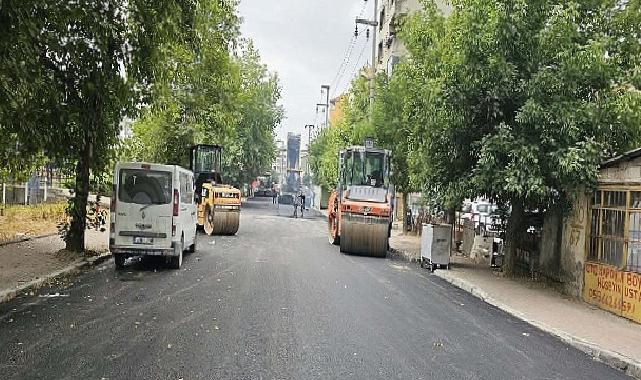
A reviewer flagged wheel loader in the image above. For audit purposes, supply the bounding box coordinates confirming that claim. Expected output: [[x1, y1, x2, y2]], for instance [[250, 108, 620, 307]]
[[327, 142, 393, 257], [190, 144, 241, 235]]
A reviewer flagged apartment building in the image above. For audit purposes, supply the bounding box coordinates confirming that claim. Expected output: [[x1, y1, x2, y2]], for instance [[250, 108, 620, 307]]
[[376, 0, 451, 74]]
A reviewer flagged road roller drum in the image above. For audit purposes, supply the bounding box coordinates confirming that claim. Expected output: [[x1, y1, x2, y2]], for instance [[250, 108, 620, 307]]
[[204, 207, 240, 236], [339, 214, 388, 257]]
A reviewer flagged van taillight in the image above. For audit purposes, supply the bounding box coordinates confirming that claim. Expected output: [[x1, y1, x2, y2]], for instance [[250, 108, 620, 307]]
[[110, 184, 116, 212], [173, 189, 179, 216]]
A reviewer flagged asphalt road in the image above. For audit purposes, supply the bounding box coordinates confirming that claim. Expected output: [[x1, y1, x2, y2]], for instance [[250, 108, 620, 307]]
[[0, 199, 629, 380]]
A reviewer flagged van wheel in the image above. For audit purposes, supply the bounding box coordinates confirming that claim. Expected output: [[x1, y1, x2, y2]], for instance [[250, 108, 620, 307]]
[[169, 250, 183, 269], [188, 232, 197, 253], [169, 238, 183, 269], [114, 254, 126, 269]]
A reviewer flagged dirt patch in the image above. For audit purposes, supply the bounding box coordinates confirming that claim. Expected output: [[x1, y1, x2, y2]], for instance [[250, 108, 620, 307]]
[[0, 203, 67, 243]]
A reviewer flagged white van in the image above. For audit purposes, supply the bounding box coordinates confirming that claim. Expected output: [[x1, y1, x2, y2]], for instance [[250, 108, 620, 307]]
[[109, 162, 198, 269]]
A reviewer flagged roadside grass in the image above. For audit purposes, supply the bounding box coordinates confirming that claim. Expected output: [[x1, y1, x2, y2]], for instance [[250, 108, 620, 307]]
[[0, 203, 67, 242]]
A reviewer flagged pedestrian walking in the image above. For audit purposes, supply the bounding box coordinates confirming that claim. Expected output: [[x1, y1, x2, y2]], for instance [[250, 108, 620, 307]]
[[292, 195, 299, 218], [272, 190, 277, 204], [298, 192, 306, 218]]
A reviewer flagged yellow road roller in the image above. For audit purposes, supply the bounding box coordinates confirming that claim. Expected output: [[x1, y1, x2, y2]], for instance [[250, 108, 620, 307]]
[[190, 144, 241, 235]]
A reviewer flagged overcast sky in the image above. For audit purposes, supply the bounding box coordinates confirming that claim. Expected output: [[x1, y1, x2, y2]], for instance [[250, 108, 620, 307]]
[[238, 0, 375, 148]]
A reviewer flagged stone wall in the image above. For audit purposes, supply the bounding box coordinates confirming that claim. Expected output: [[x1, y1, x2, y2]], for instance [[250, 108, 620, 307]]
[[559, 193, 589, 298]]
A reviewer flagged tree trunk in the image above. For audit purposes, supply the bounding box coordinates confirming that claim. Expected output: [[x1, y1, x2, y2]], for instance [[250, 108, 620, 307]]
[[401, 192, 409, 234], [446, 207, 455, 225], [503, 199, 525, 275], [66, 136, 93, 252]]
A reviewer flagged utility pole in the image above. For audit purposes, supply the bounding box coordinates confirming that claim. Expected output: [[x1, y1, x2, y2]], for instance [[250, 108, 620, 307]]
[[304, 124, 316, 177], [304, 124, 316, 150], [316, 85, 330, 129], [321, 85, 330, 128], [356, 0, 379, 108]]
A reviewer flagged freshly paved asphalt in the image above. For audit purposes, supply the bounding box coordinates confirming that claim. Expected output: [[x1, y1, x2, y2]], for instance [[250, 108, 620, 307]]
[[0, 199, 630, 379]]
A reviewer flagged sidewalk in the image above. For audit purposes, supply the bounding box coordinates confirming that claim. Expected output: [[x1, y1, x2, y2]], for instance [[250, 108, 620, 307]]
[[388, 229, 641, 378], [389, 223, 421, 261], [0, 229, 109, 303]]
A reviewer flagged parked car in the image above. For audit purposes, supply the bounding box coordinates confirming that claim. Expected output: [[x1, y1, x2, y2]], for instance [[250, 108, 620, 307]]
[[109, 162, 198, 270]]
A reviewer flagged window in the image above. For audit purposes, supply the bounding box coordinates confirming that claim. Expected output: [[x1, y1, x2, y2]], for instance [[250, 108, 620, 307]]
[[345, 151, 386, 188], [476, 204, 490, 214], [589, 189, 641, 272], [118, 169, 171, 205], [179, 173, 193, 204]]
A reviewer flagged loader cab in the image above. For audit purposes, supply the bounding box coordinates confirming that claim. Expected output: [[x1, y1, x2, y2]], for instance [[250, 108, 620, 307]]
[[339, 146, 392, 204], [190, 144, 223, 203]]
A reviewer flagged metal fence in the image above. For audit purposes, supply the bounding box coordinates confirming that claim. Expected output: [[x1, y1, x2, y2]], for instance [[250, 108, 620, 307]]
[[2, 166, 75, 206], [2, 181, 70, 205]]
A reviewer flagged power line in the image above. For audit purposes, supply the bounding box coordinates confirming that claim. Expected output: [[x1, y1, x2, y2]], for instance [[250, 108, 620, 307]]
[[350, 38, 369, 80], [336, 36, 369, 96], [328, 1, 369, 96]]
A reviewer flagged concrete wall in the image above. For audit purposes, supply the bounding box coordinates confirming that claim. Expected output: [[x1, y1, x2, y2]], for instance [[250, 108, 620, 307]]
[[599, 156, 641, 184]]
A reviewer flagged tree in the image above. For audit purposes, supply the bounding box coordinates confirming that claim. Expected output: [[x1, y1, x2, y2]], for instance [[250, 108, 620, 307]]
[[372, 68, 419, 226], [1, 1, 136, 251], [0, 0, 227, 251], [309, 73, 372, 189], [222, 41, 284, 188], [124, 0, 241, 168], [400, 0, 641, 272]]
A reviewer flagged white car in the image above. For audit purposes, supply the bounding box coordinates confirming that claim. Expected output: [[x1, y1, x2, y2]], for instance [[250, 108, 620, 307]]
[[109, 162, 198, 269]]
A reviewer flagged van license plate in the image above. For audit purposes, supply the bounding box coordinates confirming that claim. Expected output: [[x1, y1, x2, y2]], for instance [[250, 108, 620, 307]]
[[134, 237, 154, 245]]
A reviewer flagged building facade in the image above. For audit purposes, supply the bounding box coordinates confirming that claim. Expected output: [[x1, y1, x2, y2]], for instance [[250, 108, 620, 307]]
[[376, 0, 451, 74], [533, 148, 641, 324], [272, 140, 287, 187]]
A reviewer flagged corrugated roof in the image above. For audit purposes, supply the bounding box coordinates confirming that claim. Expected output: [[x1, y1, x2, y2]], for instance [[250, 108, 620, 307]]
[[601, 147, 641, 169]]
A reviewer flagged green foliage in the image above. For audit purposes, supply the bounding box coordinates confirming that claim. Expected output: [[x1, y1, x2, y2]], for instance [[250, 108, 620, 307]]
[[0, 0, 247, 251], [222, 41, 284, 187], [398, 0, 641, 210], [372, 69, 414, 195], [124, 31, 282, 188], [123, 0, 241, 167]]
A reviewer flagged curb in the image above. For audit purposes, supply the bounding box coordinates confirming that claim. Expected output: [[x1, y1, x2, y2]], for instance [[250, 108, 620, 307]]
[[0, 232, 60, 247], [308, 208, 327, 218], [388, 246, 419, 262], [0, 252, 112, 304], [432, 269, 641, 379]]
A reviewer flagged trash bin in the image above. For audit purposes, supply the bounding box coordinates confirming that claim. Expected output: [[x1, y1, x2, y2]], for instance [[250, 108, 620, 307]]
[[420, 223, 452, 271]]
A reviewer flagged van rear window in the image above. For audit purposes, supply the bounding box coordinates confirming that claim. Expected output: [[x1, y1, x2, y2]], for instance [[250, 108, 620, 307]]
[[118, 169, 172, 205]]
